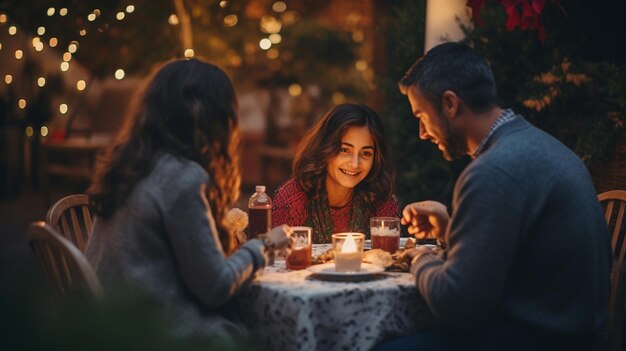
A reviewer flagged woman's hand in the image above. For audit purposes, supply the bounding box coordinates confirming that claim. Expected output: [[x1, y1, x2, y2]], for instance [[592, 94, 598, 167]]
[[401, 201, 449, 242], [261, 225, 294, 256]]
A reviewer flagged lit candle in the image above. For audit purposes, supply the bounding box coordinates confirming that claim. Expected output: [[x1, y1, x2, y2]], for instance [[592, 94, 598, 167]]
[[333, 233, 364, 271]]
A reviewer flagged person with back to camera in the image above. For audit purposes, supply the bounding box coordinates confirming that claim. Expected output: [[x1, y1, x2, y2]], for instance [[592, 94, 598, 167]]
[[272, 103, 398, 243], [86, 58, 293, 347], [374, 42, 611, 351]]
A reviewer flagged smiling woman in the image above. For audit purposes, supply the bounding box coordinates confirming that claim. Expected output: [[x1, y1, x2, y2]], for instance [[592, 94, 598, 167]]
[[272, 103, 399, 243]]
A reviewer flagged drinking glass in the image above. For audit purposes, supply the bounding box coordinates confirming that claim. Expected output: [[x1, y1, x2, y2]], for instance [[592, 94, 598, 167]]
[[370, 217, 401, 253], [286, 226, 312, 270]]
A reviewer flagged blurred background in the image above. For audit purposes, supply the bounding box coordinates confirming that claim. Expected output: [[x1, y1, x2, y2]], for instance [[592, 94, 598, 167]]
[[1, 0, 626, 326]]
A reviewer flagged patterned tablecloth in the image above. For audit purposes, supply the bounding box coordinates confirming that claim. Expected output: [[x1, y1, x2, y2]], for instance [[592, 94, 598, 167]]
[[238, 245, 434, 351]]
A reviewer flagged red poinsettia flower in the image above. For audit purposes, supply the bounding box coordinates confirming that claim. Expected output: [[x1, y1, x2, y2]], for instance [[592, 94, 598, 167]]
[[466, 0, 555, 42]]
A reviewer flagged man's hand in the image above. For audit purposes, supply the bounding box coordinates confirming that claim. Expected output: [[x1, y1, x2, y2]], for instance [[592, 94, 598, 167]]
[[401, 201, 449, 241]]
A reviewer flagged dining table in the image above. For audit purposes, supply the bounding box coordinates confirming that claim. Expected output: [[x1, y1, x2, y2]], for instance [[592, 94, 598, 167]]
[[237, 243, 435, 351]]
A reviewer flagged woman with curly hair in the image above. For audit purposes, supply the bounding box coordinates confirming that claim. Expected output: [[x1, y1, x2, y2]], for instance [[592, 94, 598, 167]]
[[86, 58, 292, 344], [272, 103, 398, 243]]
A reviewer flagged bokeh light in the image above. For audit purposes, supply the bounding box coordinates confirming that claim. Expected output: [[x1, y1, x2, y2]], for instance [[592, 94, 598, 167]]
[[37, 77, 46, 87], [224, 14, 238, 27], [184, 49, 194, 58], [259, 38, 272, 50], [115, 69, 125, 80], [288, 84, 302, 97], [272, 1, 287, 13], [76, 80, 86, 91]]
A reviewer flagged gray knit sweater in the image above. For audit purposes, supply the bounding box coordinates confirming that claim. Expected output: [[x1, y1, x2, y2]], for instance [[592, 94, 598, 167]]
[[86, 153, 267, 341], [414, 116, 611, 335]]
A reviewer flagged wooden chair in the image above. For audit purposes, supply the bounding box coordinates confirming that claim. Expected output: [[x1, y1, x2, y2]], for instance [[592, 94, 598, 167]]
[[27, 221, 103, 305], [46, 194, 92, 252], [598, 190, 626, 351]]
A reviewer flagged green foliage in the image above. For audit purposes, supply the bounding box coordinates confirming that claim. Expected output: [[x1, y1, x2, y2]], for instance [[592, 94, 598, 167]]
[[379, 0, 466, 208], [463, 2, 626, 165]]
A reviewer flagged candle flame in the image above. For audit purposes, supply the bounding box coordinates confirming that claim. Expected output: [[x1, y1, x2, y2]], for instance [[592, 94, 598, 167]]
[[341, 233, 357, 253]]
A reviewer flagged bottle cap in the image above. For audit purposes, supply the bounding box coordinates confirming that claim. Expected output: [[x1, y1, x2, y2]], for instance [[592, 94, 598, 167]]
[[255, 185, 266, 192]]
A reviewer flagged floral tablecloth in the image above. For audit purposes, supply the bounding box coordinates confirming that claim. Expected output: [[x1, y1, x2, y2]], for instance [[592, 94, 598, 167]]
[[238, 245, 434, 351]]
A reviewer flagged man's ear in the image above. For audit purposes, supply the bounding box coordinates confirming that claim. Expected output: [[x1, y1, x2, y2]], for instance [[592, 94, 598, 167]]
[[441, 90, 459, 120]]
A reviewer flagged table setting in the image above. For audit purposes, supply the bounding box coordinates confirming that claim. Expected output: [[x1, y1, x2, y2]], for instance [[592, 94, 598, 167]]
[[237, 217, 438, 351]]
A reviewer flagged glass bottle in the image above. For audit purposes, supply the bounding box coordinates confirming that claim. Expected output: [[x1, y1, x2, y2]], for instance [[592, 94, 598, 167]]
[[248, 185, 272, 239]]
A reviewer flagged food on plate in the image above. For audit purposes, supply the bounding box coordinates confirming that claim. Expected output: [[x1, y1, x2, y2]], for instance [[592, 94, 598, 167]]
[[312, 248, 334, 265], [363, 249, 393, 268]]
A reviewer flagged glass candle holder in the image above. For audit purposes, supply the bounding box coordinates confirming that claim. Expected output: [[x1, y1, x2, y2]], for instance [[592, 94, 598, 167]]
[[332, 232, 365, 271]]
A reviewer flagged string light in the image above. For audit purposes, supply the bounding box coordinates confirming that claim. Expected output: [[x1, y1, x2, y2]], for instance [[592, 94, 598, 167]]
[[126, 5, 135, 13], [355, 60, 368, 71], [220, 1, 228, 8], [184, 49, 194, 58], [49, 37, 58, 47], [68, 43, 78, 53], [269, 33, 282, 44], [37, 77, 46, 87], [60, 62, 69, 71], [0, 43, 3, 51], [79, 29, 87, 36], [32, 37, 41, 47], [259, 38, 271, 50], [59, 8, 68, 16], [168, 14, 179, 25], [9, 26, 17, 35], [37, 26, 46, 35], [59, 104, 68, 114], [18, 99, 26, 109], [93, 9, 101, 16], [63, 52, 72, 62], [288, 84, 302, 97], [115, 69, 125, 80], [4, 75, 12, 84], [116, 12, 125, 20], [260, 16, 281, 34], [15, 50, 23, 59], [35, 42, 44, 51], [25, 126, 34, 137], [76, 80, 86, 91], [40, 126, 48, 137], [224, 14, 238, 27], [87, 13, 96, 21], [0, 14, 7, 23], [272, 1, 287, 13], [47, 7, 55, 16]]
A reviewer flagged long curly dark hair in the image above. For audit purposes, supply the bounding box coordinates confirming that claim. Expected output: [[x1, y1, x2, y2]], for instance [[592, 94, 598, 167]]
[[293, 102, 395, 209], [88, 58, 241, 254]]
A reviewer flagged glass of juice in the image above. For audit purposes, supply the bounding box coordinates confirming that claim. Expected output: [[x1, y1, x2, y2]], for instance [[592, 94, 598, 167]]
[[370, 217, 401, 253], [286, 226, 312, 270]]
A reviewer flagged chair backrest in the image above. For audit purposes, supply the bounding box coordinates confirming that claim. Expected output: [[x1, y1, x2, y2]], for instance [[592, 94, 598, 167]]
[[46, 194, 92, 252], [27, 221, 103, 305], [598, 190, 626, 351]]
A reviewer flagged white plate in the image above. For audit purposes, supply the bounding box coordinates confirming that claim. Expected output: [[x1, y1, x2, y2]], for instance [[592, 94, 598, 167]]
[[307, 262, 385, 279]]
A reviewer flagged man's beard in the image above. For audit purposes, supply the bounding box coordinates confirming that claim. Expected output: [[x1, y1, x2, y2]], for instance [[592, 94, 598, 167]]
[[438, 114, 467, 161]]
